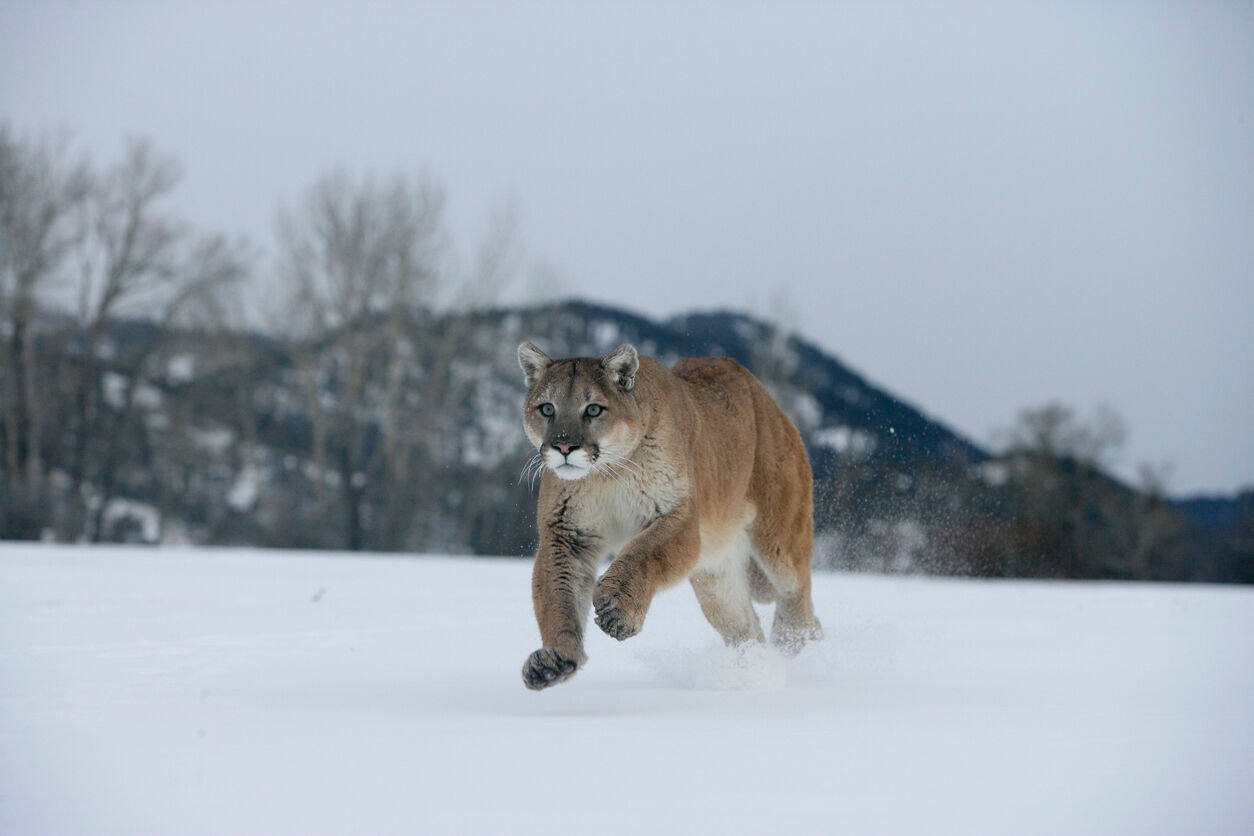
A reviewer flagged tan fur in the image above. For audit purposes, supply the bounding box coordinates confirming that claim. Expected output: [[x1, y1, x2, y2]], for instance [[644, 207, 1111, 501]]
[[516, 342, 822, 690]]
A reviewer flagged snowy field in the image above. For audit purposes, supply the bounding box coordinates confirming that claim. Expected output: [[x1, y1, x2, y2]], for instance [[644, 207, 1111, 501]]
[[1, 545, 1251, 835]]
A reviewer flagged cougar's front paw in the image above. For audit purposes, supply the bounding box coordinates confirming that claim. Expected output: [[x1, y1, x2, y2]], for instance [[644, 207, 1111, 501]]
[[522, 646, 585, 691], [594, 579, 645, 641]]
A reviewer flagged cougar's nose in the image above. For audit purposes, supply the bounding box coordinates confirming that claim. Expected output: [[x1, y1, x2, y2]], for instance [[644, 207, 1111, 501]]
[[553, 441, 579, 456]]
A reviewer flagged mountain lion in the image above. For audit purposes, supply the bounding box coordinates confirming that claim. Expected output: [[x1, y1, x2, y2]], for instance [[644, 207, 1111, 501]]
[[517, 341, 822, 690]]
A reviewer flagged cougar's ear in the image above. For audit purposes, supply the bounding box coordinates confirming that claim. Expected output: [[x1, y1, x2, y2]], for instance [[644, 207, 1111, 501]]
[[601, 343, 639, 391], [517, 341, 551, 388]]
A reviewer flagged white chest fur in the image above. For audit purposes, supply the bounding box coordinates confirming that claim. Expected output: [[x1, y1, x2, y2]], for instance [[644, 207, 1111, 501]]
[[566, 458, 686, 556]]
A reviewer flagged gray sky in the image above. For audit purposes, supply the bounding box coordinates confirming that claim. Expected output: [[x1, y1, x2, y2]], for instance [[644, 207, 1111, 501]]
[[3, 1, 1252, 494]]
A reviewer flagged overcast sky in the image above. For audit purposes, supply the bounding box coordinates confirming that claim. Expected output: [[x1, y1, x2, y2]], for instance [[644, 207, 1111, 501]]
[[3, 1, 1251, 494]]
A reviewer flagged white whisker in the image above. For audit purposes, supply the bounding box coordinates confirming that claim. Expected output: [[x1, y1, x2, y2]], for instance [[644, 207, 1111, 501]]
[[596, 451, 643, 489], [519, 452, 545, 493], [603, 450, 645, 481], [519, 453, 540, 481], [599, 460, 630, 491]]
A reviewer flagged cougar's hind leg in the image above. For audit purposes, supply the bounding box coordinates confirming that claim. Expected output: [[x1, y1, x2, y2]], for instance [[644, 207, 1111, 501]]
[[747, 557, 777, 604], [750, 519, 823, 655], [744, 388, 823, 655], [689, 529, 765, 647]]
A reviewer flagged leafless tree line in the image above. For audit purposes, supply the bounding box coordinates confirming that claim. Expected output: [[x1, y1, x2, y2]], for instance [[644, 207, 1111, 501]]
[[272, 169, 517, 551], [1, 125, 514, 546], [1, 127, 248, 539]]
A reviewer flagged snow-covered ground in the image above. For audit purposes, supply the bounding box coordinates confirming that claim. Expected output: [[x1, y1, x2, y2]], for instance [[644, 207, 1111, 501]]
[[1, 545, 1251, 835]]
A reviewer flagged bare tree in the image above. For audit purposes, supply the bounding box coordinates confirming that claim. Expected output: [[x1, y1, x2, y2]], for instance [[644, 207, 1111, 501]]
[[998, 403, 1127, 470], [992, 403, 1115, 576], [992, 403, 1185, 578], [84, 235, 249, 541], [46, 139, 249, 539], [1097, 463, 1184, 579], [276, 169, 445, 550], [1, 127, 250, 541], [0, 126, 89, 537]]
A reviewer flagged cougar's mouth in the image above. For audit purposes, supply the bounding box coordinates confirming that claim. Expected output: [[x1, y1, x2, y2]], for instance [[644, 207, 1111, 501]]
[[552, 463, 587, 480], [544, 447, 594, 480]]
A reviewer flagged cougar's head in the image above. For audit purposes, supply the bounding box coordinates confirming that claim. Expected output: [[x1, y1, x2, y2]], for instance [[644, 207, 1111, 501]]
[[517, 341, 644, 481]]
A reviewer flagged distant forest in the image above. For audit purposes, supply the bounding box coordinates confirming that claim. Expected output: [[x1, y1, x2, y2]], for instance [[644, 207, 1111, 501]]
[[3, 127, 1251, 582]]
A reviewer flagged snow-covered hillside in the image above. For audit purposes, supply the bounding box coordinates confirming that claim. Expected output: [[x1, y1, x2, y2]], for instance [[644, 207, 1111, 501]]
[[1, 545, 1251, 835]]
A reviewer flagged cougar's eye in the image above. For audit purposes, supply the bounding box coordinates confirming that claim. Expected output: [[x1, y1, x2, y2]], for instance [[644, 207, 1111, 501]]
[[538, 403, 555, 418], [585, 404, 604, 418]]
